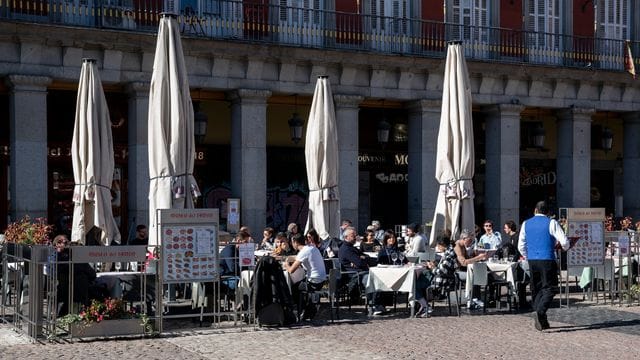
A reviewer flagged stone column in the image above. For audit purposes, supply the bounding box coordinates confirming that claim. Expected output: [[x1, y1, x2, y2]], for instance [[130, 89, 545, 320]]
[[484, 104, 523, 227], [6, 75, 51, 220], [407, 100, 440, 226], [228, 89, 271, 235], [623, 112, 640, 219], [334, 94, 363, 230], [126, 82, 150, 232], [556, 107, 594, 208]]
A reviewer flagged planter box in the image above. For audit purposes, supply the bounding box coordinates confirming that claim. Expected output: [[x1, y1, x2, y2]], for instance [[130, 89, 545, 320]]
[[70, 318, 144, 338]]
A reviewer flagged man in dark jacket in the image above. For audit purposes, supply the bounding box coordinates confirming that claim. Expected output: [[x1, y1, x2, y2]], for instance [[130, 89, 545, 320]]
[[338, 227, 384, 315]]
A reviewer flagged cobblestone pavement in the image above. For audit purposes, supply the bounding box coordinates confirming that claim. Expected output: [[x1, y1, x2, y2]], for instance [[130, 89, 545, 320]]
[[1, 301, 640, 360]]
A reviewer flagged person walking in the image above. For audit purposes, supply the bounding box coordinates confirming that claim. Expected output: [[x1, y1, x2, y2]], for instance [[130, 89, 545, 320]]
[[518, 201, 569, 331]]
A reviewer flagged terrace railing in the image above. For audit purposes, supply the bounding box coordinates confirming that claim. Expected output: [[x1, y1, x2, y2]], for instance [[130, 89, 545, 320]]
[[0, 0, 636, 72]]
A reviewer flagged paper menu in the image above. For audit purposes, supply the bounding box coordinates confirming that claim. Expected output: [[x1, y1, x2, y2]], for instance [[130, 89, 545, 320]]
[[162, 225, 218, 283], [567, 221, 605, 266]]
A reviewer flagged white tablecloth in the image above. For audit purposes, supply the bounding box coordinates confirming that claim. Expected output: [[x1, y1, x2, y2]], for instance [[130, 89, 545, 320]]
[[366, 265, 422, 316], [465, 261, 517, 300]]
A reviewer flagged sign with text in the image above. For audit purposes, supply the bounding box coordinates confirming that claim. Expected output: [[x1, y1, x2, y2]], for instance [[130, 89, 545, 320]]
[[238, 243, 255, 267], [227, 198, 240, 234], [71, 245, 147, 263], [159, 208, 219, 284], [564, 208, 605, 266]]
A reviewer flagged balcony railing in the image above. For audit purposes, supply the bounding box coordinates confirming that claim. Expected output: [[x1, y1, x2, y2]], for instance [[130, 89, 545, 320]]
[[0, 0, 636, 72]]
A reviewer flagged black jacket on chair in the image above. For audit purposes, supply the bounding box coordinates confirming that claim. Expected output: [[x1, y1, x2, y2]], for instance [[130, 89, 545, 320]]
[[251, 256, 296, 326]]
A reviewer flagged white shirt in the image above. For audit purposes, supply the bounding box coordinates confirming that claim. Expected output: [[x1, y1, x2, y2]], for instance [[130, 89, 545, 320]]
[[479, 232, 502, 249], [405, 233, 427, 257], [295, 245, 326, 283], [518, 214, 569, 258]]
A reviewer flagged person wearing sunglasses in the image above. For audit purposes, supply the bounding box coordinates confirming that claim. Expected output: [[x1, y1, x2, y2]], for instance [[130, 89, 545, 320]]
[[478, 220, 501, 250]]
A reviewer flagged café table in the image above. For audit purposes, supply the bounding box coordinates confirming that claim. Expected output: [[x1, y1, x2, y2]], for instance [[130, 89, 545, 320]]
[[465, 261, 518, 303], [366, 264, 423, 316]]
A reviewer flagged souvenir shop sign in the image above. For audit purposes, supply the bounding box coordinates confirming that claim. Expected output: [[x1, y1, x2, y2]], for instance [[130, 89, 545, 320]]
[[159, 209, 219, 284]]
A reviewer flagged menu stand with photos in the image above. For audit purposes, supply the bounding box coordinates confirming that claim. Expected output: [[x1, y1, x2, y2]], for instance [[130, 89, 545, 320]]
[[156, 208, 219, 332], [559, 208, 605, 308]]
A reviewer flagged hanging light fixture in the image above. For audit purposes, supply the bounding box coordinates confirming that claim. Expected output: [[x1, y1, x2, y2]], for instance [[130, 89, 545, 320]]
[[532, 123, 545, 148], [377, 118, 391, 147], [288, 94, 304, 144], [601, 127, 613, 152], [193, 101, 208, 144]]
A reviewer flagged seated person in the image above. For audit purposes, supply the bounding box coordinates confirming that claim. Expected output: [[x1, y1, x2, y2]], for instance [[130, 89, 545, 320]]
[[478, 220, 502, 250], [454, 229, 489, 309], [339, 227, 384, 314], [359, 229, 381, 253], [305, 228, 322, 248], [129, 225, 149, 246], [57, 240, 100, 315], [284, 229, 326, 321], [338, 227, 369, 272], [219, 230, 252, 289], [258, 227, 275, 251], [427, 235, 458, 294], [377, 230, 408, 265], [404, 223, 427, 257], [319, 237, 342, 258], [272, 232, 296, 258]]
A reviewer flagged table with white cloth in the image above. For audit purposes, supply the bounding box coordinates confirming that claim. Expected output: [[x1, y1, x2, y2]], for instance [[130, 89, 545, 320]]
[[95, 271, 145, 298], [465, 261, 517, 301], [366, 265, 422, 316]]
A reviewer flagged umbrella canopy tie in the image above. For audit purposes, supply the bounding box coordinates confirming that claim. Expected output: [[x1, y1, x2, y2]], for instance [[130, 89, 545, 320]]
[[310, 185, 340, 201], [439, 178, 474, 200], [149, 173, 200, 199], [73, 182, 112, 202]]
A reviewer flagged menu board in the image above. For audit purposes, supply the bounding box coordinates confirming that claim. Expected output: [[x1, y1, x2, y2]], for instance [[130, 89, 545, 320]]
[[158, 209, 219, 284], [162, 226, 218, 283], [566, 221, 604, 266], [565, 208, 605, 267]]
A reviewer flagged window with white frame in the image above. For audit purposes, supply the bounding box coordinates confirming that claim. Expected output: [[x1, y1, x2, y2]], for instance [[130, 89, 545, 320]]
[[597, 0, 629, 40], [449, 0, 489, 42], [527, 0, 560, 48], [371, 0, 408, 34], [280, 0, 322, 24]]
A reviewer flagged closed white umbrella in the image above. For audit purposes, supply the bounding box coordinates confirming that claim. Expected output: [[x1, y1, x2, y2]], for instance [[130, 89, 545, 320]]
[[71, 58, 121, 245], [148, 14, 200, 246], [430, 42, 475, 245], [304, 76, 340, 240]]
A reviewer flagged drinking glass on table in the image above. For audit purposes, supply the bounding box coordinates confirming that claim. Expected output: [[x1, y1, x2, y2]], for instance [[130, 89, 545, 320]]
[[399, 253, 405, 264], [391, 253, 398, 265]]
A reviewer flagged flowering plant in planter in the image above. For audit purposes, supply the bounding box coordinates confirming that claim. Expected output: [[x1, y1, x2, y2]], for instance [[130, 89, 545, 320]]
[[57, 298, 155, 336], [59, 298, 136, 325], [3, 215, 53, 245]]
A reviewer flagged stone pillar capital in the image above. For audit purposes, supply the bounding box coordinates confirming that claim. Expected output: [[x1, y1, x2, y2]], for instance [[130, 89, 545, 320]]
[[6, 75, 51, 91], [228, 89, 271, 104], [406, 99, 441, 114], [557, 107, 595, 122], [333, 94, 363, 108], [485, 104, 524, 118], [126, 82, 150, 96]]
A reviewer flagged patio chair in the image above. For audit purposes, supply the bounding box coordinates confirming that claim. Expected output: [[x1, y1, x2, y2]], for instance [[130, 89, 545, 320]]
[[429, 272, 461, 317]]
